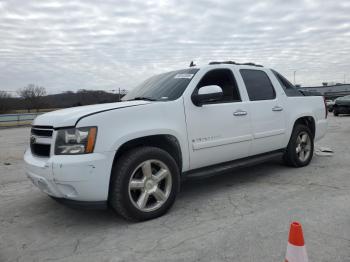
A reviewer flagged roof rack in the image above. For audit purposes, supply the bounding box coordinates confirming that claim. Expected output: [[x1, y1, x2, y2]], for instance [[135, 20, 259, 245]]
[[208, 61, 263, 67]]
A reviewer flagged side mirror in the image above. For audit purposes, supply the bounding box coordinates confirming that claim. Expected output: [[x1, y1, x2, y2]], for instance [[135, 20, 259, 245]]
[[192, 85, 223, 106]]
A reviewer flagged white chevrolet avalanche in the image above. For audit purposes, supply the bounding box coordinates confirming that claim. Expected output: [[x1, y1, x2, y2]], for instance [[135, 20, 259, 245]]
[[24, 61, 328, 221]]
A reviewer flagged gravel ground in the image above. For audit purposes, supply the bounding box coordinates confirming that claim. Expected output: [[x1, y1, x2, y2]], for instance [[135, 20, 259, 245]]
[[0, 115, 349, 262]]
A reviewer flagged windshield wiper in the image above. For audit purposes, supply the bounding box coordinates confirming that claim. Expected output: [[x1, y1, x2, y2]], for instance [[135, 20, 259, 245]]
[[129, 97, 157, 101]]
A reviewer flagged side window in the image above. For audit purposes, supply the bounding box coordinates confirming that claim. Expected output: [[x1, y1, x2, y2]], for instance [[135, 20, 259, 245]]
[[240, 69, 276, 101], [272, 69, 294, 90], [196, 69, 241, 103], [272, 69, 303, 97]]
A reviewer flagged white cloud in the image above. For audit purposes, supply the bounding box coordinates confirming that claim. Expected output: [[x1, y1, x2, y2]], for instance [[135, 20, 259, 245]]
[[0, 0, 350, 93]]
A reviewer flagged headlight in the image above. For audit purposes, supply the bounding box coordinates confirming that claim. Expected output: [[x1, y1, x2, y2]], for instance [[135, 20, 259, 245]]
[[55, 127, 97, 155]]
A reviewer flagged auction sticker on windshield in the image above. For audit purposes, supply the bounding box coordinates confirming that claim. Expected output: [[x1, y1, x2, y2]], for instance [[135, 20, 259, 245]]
[[174, 74, 194, 79]]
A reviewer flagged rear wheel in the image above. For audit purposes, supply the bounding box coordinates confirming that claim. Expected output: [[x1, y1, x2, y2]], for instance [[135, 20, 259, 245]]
[[109, 147, 180, 221], [283, 125, 314, 167]]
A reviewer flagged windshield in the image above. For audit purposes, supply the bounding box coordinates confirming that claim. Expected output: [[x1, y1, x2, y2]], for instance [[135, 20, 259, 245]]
[[122, 68, 199, 101]]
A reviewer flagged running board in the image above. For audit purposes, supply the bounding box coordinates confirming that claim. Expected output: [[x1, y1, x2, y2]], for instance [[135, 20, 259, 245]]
[[183, 150, 284, 180]]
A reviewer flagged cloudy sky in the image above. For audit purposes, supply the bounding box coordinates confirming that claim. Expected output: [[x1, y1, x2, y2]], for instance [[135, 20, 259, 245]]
[[1, 0, 350, 94]]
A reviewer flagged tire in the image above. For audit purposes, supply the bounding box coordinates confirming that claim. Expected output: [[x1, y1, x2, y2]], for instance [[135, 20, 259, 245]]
[[283, 124, 314, 167], [109, 147, 180, 221], [333, 108, 339, 116]]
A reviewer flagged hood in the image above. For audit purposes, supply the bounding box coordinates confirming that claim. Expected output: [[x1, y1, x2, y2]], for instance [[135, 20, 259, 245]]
[[33, 101, 150, 128]]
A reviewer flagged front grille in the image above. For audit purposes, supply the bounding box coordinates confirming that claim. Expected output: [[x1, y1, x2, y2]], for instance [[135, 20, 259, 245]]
[[30, 126, 53, 157], [31, 128, 53, 137]]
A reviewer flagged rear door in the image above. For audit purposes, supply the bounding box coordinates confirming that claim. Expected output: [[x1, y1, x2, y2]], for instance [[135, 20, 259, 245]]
[[239, 68, 286, 155]]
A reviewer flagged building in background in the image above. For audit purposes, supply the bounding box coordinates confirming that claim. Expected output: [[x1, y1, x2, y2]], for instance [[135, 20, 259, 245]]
[[299, 84, 350, 99]]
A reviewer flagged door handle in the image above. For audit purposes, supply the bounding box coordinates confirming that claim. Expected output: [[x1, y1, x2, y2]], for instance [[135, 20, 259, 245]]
[[233, 110, 248, 116], [272, 106, 283, 112]]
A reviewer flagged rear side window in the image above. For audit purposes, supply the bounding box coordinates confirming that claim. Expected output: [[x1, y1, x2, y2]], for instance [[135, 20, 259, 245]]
[[271, 69, 303, 97], [240, 69, 276, 101]]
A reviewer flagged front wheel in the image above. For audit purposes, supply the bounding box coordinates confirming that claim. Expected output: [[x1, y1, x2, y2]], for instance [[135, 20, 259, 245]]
[[109, 147, 180, 221], [283, 125, 314, 167]]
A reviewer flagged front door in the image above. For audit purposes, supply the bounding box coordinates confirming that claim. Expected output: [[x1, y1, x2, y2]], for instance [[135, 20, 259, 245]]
[[183, 68, 253, 170]]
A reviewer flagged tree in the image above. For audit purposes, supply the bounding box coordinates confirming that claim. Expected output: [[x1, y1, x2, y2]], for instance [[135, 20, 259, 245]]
[[0, 91, 11, 113], [17, 84, 47, 112]]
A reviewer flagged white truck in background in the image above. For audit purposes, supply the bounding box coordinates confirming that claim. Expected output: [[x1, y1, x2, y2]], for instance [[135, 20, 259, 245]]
[[24, 61, 327, 221]]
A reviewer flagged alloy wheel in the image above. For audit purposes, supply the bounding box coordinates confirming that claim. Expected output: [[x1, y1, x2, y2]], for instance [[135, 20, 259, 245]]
[[295, 131, 311, 162], [128, 159, 172, 212]]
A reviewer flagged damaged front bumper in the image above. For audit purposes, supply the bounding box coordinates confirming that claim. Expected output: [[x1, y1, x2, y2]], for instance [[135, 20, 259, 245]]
[[24, 148, 115, 202]]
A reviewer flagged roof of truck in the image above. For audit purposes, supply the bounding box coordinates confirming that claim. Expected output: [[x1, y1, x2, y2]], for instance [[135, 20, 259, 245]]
[[189, 61, 266, 71], [208, 61, 263, 67]]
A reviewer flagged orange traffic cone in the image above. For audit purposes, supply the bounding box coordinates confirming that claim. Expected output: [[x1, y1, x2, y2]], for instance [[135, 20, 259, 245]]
[[285, 221, 308, 262]]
